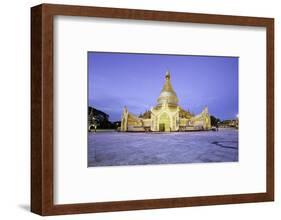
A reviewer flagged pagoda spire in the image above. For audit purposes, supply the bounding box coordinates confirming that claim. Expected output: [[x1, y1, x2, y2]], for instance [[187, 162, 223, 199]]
[[165, 70, 171, 80], [157, 71, 179, 106]]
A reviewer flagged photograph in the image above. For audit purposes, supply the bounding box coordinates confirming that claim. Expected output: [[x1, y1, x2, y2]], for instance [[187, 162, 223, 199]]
[[29, 3, 274, 216], [88, 52, 239, 167]]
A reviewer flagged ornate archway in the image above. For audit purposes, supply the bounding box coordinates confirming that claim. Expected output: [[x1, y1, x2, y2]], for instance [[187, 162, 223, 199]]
[[159, 112, 171, 132]]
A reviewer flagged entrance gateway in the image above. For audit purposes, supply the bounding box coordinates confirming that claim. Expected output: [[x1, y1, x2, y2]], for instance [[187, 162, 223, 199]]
[[159, 112, 170, 132]]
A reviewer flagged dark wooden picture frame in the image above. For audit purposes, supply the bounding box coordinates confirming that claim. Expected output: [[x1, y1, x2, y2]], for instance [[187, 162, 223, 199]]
[[31, 3, 274, 216]]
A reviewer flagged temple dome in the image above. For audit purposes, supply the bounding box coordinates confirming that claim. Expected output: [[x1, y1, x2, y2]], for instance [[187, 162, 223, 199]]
[[157, 71, 179, 106]]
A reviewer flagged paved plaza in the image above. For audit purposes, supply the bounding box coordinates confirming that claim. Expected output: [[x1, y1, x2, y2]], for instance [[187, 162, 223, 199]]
[[88, 128, 238, 167]]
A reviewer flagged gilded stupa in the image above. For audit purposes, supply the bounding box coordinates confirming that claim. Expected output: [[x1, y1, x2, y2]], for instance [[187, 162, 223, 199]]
[[120, 71, 211, 132], [157, 71, 179, 107]]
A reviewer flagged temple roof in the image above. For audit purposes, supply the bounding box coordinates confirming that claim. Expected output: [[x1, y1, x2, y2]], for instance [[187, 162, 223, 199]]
[[157, 71, 179, 106]]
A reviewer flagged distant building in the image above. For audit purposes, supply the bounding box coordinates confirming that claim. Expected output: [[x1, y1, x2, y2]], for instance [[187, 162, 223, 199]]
[[120, 71, 211, 132], [219, 119, 238, 129]]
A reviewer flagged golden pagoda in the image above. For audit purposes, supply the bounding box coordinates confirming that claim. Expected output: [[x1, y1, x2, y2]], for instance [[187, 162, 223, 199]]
[[120, 71, 211, 132], [157, 71, 179, 107]]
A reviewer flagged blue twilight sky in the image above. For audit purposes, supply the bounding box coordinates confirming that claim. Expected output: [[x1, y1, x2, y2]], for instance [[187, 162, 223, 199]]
[[88, 52, 238, 122]]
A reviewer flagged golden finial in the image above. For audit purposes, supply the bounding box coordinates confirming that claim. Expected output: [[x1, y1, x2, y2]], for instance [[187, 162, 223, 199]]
[[165, 70, 170, 80]]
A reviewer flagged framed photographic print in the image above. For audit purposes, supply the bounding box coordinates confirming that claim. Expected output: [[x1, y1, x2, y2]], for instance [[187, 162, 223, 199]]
[[31, 4, 274, 216]]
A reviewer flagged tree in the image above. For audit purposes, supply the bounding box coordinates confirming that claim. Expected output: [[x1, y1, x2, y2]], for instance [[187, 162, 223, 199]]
[[88, 106, 114, 129], [210, 115, 221, 127]]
